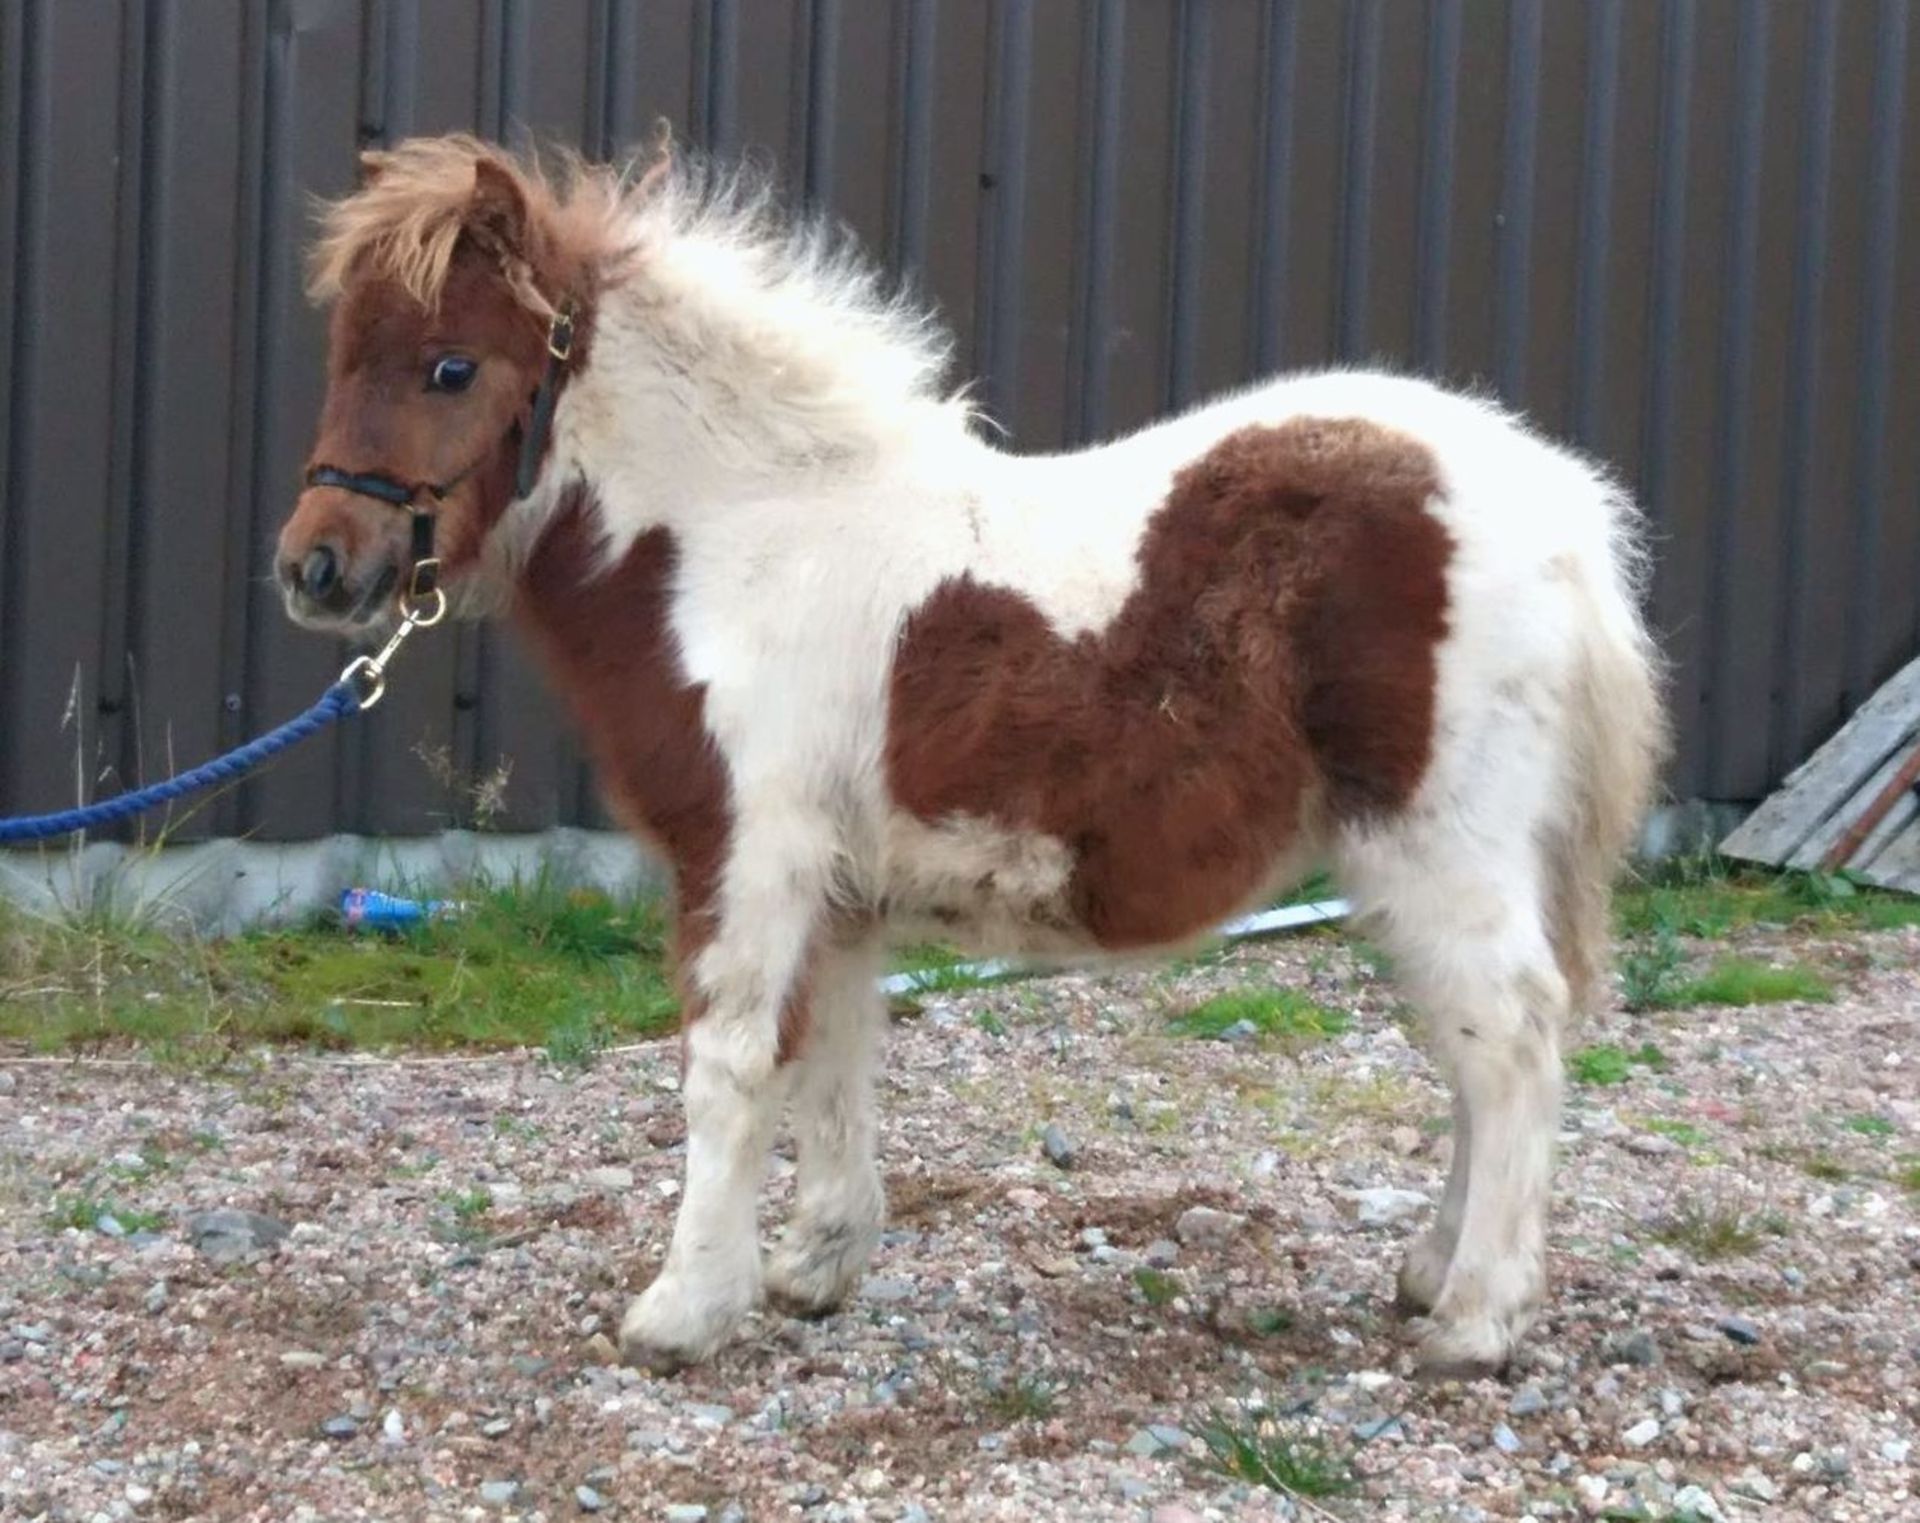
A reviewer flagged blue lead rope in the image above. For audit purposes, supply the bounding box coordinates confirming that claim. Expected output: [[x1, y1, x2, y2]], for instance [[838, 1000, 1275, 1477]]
[[0, 682, 363, 845]]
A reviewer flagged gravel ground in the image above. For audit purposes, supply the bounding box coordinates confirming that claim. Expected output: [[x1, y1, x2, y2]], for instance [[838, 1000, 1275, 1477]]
[[3, 920, 1918, 1522]]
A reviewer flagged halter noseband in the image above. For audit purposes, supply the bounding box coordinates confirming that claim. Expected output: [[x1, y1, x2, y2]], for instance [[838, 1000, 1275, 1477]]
[[305, 304, 577, 605]]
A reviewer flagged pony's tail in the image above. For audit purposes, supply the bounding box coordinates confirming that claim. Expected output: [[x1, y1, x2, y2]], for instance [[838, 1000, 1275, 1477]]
[[1545, 492, 1669, 1021]]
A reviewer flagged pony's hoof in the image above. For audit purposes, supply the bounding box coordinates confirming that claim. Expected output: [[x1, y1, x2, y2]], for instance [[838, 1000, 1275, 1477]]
[[764, 1220, 878, 1320], [617, 1274, 749, 1373], [1393, 1231, 1453, 1318], [1413, 1315, 1516, 1381]]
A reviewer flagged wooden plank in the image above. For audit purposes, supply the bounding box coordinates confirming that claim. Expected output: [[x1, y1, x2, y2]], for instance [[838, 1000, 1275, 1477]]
[[1720, 652, 1920, 864], [1854, 816, 1920, 894]]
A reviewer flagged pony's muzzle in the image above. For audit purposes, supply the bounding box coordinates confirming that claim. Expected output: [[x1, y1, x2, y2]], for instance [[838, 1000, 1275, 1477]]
[[278, 539, 398, 628], [296, 546, 341, 600]]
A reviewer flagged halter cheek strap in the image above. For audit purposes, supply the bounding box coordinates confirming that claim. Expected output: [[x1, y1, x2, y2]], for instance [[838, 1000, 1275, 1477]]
[[305, 303, 578, 604]]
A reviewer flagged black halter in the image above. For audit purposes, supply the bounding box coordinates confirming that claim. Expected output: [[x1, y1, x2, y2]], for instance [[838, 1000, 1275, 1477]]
[[306, 305, 577, 603]]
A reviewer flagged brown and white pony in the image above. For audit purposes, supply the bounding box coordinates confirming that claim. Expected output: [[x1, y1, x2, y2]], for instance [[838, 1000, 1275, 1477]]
[[277, 135, 1664, 1377]]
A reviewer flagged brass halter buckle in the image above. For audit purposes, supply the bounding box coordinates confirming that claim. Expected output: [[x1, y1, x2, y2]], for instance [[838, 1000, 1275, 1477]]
[[338, 585, 448, 711]]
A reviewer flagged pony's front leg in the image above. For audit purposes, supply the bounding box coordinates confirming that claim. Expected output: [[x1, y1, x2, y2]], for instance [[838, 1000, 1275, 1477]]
[[619, 999, 792, 1371], [621, 817, 828, 1371]]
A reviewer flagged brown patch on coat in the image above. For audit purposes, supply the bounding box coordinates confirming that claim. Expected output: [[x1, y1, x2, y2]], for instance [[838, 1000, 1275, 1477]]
[[886, 417, 1453, 950], [510, 492, 778, 1052]]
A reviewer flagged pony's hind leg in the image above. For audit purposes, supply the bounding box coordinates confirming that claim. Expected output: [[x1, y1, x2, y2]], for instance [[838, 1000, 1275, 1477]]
[[1394, 1090, 1470, 1316], [766, 936, 887, 1316], [1342, 835, 1568, 1377]]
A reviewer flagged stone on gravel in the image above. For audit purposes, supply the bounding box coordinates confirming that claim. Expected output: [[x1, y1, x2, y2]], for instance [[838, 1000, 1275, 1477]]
[[280, 1349, 327, 1370], [1717, 1315, 1761, 1345], [1353, 1415, 1403, 1441], [321, 1415, 358, 1440], [1730, 1471, 1779, 1502], [1883, 1438, 1912, 1464], [1509, 1383, 1549, 1417], [1605, 1329, 1660, 1367], [382, 1409, 405, 1445], [1350, 1187, 1427, 1226], [479, 1480, 521, 1507], [664, 1506, 709, 1523], [187, 1209, 290, 1263], [685, 1402, 735, 1428], [1623, 1417, 1660, 1448], [1671, 1485, 1724, 1521], [1041, 1123, 1077, 1169], [583, 1166, 634, 1191], [1173, 1205, 1245, 1246], [576, 1484, 606, 1513], [584, 1332, 619, 1364], [1143, 1238, 1179, 1267], [860, 1277, 913, 1303], [1492, 1423, 1522, 1454], [1124, 1425, 1190, 1457]]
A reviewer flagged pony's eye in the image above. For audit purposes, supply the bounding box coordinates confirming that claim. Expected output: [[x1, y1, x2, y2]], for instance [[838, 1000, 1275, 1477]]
[[427, 355, 478, 393]]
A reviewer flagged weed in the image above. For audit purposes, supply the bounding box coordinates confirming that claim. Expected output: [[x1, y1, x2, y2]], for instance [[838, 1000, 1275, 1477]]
[[1246, 1305, 1294, 1337], [1895, 1158, 1920, 1194], [1640, 1118, 1707, 1149], [1569, 1043, 1667, 1086], [1167, 988, 1350, 1046], [1844, 1114, 1896, 1140], [1133, 1268, 1182, 1307], [1653, 1196, 1786, 1260], [1198, 1413, 1354, 1499], [441, 1187, 493, 1223], [974, 1010, 1008, 1038], [1619, 927, 1685, 1012], [1799, 1152, 1849, 1182], [983, 1371, 1061, 1423], [45, 1194, 166, 1235]]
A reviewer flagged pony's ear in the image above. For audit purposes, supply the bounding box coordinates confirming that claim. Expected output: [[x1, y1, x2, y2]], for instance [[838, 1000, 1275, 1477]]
[[469, 156, 532, 253]]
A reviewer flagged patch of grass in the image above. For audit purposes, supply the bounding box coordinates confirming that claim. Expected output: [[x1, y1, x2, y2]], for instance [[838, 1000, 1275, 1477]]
[[442, 1187, 493, 1222], [983, 1371, 1061, 1423], [1799, 1152, 1849, 1182], [1652, 1196, 1786, 1261], [973, 1009, 1008, 1038], [1569, 1042, 1668, 1086], [1615, 857, 1920, 940], [0, 875, 680, 1056], [1895, 1158, 1920, 1194], [1198, 1414, 1354, 1500], [1666, 956, 1832, 1008], [1133, 1268, 1182, 1307], [1246, 1305, 1294, 1337], [1619, 927, 1685, 1012], [1167, 988, 1350, 1046], [45, 1194, 166, 1235], [1844, 1113, 1896, 1139], [1640, 1118, 1707, 1148]]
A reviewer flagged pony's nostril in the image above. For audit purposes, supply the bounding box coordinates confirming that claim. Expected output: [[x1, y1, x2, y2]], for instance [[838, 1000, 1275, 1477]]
[[301, 546, 341, 599]]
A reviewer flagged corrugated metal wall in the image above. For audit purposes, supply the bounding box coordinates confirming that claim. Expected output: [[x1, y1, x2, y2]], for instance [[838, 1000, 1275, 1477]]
[[3, 0, 1919, 842]]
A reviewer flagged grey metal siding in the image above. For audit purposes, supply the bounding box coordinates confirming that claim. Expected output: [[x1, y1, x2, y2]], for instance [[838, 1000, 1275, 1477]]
[[2, 0, 1917, 840]]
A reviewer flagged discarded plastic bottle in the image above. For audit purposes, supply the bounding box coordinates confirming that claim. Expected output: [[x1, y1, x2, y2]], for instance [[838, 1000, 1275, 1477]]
[[339, 887, 463, 929]]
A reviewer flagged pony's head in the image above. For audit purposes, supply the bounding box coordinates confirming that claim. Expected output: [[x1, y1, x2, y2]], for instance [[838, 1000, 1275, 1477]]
[[277, 135, 620, 629]]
